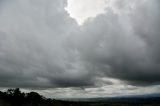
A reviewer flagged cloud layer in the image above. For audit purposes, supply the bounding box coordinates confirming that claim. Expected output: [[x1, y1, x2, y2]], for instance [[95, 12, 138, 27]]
[[0, 0, 160, 95]]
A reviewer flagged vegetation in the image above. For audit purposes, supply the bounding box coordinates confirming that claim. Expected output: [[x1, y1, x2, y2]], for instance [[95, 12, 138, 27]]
[[0, 88, 62, 106], [0, 88, 160, 106]]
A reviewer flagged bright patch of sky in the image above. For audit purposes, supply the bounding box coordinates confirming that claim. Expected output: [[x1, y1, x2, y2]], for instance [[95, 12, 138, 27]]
[[65, 0, 108, 25]]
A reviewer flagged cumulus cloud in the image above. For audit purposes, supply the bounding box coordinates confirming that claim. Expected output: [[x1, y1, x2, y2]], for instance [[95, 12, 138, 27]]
[[0, 0, 92, 88], [0, 0, 160, 97], [70, 0, 160, 86]]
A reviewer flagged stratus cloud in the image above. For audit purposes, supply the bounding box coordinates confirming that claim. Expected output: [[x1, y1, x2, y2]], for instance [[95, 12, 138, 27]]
[[0, 0, 160, 92]]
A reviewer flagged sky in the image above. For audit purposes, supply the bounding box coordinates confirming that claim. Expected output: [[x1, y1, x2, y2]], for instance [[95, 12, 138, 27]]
[[0, 0, 160, 98]]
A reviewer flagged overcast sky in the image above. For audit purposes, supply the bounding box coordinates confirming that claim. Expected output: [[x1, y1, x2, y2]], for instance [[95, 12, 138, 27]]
[[0, 0, 160, 98]]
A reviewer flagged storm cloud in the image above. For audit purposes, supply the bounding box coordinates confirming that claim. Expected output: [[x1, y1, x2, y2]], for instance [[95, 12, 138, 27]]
[[70, 0, 160, 86], [0, 0, 160, 96]]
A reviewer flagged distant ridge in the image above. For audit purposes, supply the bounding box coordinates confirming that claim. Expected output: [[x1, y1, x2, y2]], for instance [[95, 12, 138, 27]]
[[59, 93, 160, 102]]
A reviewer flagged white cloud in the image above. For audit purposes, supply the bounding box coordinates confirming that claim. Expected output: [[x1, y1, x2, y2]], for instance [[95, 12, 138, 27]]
[[65, 0, 107, 25]]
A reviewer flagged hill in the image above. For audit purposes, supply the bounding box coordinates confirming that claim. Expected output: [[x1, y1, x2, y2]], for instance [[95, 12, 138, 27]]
[[0, 88, 160, 106]]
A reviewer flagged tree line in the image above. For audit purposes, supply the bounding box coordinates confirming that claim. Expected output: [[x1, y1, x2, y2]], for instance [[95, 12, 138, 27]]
[[0, 88, 58, 106]]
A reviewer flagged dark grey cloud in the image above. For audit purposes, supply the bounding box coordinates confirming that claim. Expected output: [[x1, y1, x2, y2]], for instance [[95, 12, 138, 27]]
[[71, 0, 160, 86], [0, 0, 92, 88], [0, 0, 160, 91]]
